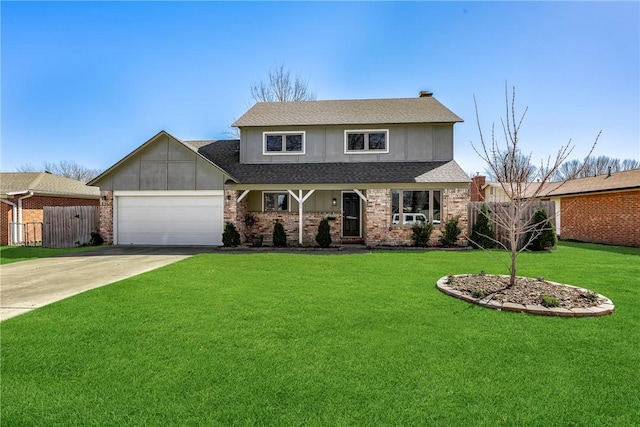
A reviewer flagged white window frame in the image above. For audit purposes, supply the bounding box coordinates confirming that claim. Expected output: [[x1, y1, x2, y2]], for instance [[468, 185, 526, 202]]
[[263, 131, 306, 155], [344, 129, 389, 154], [262, 191, 290, 212]]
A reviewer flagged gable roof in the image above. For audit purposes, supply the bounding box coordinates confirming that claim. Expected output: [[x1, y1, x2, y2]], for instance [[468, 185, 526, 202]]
[[232, 96, 463, 127], [0, 172, 99, 198], [538, 168, 640, 197], [88, 130, 238, 186], [185, 140, 470, 185]]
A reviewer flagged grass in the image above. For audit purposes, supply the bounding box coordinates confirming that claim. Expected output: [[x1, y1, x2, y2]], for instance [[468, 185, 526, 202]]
[[1, 242, 639, 425], [0, 245, 102, 265]]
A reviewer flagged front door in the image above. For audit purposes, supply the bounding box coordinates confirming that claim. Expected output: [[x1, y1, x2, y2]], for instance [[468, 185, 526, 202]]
[[342, 192, 361, 237]]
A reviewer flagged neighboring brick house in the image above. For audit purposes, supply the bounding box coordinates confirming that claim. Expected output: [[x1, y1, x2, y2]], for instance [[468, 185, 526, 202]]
[[90, 92, 470, 246], [536, 169, 640, 247], [0, 172, 100, 245]]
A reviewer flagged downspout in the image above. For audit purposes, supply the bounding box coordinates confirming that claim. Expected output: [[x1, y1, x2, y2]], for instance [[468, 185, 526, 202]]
[[0, 199, 18, 245], [17, 191, 35, 244]]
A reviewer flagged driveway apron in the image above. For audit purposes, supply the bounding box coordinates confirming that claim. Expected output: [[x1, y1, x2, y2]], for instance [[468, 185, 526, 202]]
[[0, 247, 196, 322]]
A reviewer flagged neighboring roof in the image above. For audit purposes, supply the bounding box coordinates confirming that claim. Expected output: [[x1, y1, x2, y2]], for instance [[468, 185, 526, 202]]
[[0, 172, 100, 198], [537, 168, 640, 197], [232, 96, 463, 127], [185, 140, 470, 185]]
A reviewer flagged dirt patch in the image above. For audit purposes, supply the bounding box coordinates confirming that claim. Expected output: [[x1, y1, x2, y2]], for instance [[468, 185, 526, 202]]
[[445, 274, 604, 309]]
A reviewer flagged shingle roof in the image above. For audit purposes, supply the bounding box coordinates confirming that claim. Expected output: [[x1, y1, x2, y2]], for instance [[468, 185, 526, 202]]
[[537, 168, 640, 197], [232, 97, 463, 127], [186, 140, 470, 185], [0, 172, 100, 198]]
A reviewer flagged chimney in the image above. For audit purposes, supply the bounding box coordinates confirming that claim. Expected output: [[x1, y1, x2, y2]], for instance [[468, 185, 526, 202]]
[[470, 175, 486, 202], [419, 91, 433, 98]]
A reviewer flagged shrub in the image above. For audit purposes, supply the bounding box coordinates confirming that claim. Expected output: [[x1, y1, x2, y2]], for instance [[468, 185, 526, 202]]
[[472, 289, 485, 299], [222, 222, 241, 247], [470, 203, 495, 249], [540, 295, 560, 307], [315, 218, 332, 248], [89, 231, 103, 246], [526, 208, 557, 251], [412, 222, 433, 247], [273, 221, 287, 247], [439, 217, 462, 247]]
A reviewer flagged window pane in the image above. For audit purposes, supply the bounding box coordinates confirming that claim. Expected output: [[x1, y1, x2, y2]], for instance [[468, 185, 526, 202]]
[[264, 194, 275, 210], [347, 133, 365, 150], [285, 134, 302, 152], [433, 190, 441, 222], [403, 191, 429, 214], [266, 135, 282, 152], [277, 194, 288, 211], [368, 132, 386, 150], [391, 190, 400, 224]]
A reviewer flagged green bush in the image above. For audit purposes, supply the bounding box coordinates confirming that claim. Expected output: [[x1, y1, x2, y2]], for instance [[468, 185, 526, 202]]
[[222, 222, 241, 247], [273, 221, 287, 247], [470, 203, 495, 249], [315, 218, 332, 248], [89, 231, 104, 246], [526, 208, 557, 251], [411, 222, 433, 247], [540, 295, 560, 307], [439, 217, 462, 247]]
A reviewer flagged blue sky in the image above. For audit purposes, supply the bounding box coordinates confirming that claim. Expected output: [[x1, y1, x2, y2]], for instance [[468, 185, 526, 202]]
[[2, 1, 638, 175]]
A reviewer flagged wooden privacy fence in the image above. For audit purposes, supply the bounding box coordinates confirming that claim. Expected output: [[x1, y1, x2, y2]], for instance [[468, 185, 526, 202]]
[[467, 201, 556, 250], [43, 206, 99, 248]]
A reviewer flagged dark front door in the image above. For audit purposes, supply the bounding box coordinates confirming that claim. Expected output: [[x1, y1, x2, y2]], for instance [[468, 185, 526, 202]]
[[342, 193, 360, 237]]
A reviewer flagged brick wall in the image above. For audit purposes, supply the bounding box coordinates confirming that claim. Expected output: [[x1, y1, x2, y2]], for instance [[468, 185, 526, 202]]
[[560, 190, 640, 247], [1, 195, 99, 245], [99, 191, 114, 244], [470, 176, 486, 202], [241, 211, 342, 246], [364, 188, 469, 246]]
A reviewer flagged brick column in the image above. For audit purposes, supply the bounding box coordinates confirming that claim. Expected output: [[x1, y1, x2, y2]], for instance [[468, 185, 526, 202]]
[[99, 191, 113, 244]]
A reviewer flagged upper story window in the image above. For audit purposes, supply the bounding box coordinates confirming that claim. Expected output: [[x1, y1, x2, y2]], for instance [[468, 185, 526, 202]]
[[344, 130, 389, 154], [263, 131, 305, 155]]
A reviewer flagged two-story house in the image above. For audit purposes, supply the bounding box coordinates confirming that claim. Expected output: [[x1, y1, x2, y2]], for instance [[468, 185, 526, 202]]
[[90, 92, 470, 246]]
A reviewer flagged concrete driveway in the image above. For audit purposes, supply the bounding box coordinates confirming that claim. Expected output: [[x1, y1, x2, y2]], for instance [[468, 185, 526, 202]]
[[0, 246, 208, 322]]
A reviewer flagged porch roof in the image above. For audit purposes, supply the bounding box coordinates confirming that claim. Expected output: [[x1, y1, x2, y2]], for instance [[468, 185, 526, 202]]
[[186, 140, 470, 185]]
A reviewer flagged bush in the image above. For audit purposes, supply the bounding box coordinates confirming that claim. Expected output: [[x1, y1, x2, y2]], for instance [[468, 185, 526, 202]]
[[89, 231, 103, 246], [411, 222, 433, 247], [222, 222, 240, 247], [526, 208, 557, 251], [540, 295, 560, 307], [273, 221, 287, 247], [470, 203, 495, 249], [439, 217, 462, 247], [315, 218, 332, 248]]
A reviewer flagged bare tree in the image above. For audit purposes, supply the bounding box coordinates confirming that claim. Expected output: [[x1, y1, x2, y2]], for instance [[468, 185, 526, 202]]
[[471, 83, 599, 287], [17, 160, 101, 183], [553, 156, 640, 180], [250, 64, 316, 103]]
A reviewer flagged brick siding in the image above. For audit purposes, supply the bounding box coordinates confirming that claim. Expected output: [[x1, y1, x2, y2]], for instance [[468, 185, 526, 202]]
[[1, 195, 98, 245], [98, 191, 114, 244], [560, 190, 640, 247]]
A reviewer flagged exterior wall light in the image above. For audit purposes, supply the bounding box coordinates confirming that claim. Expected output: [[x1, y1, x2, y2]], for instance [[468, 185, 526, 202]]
[[332, 198, 337, 206]]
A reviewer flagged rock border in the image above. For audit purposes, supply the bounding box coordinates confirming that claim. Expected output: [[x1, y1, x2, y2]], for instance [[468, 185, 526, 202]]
[[436, 275, 615, 317]]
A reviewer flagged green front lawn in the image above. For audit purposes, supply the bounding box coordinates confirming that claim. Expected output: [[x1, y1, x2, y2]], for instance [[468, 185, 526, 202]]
[[2, 242, 639, 425], [0, 245, 102, 265]]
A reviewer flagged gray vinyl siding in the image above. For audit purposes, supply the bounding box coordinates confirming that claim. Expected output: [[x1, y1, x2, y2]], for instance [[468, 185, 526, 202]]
[[240, 124, 454, 164], [94, 134, 226, 191]]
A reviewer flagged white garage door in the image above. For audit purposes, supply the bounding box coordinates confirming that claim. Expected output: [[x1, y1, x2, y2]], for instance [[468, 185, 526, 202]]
[[116, 192, 223, 246]]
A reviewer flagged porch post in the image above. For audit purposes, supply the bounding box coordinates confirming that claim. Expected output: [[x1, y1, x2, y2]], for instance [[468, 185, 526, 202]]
[[287, 189, 316, 246]]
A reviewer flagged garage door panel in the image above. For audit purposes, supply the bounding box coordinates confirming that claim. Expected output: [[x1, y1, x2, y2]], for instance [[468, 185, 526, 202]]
[[117, 195, 223, 245]]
